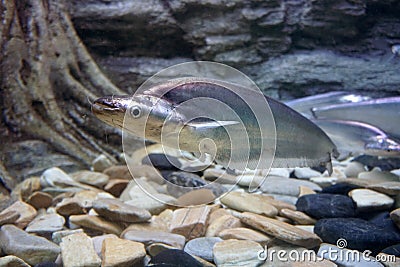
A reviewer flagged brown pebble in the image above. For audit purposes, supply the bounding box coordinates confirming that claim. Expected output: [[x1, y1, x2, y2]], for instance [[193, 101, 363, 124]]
[[0, 211, 20, 226], [26, 191, 53, 209], [279, 208, 317, 225], [69, 215, 123, 235], [56, 198, 87, 216], [0, 201, 37, 228], [170, 205, 211, 240], [104, 179, 129, 197], [176, 189, 216, 206], [103, 165, 132, 180]]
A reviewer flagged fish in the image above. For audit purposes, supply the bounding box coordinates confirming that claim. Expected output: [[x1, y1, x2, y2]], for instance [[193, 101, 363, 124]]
[[312, 97, 400, 139], [312, 119, 400, 158], [285, 91, 371, 117], [92, 77, 338, 174]]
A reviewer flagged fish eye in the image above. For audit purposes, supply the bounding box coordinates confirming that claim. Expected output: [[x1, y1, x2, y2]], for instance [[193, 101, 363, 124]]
[[129, 105, 142, 118]]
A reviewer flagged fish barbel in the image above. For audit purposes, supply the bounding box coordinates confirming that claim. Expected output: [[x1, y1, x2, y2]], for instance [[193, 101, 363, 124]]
[[92, 78, 338, 173]]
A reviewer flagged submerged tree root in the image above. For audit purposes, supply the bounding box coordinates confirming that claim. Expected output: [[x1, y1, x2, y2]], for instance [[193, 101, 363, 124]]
[[0, 0, 126, 186]]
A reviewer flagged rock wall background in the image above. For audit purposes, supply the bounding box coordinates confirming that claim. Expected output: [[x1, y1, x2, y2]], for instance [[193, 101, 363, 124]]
[[68, 0, 400, 98]]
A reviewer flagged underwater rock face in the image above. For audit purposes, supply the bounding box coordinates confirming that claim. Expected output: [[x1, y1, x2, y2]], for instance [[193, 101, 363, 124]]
[[296, 194, 356, 219], [314, 218, 400, 255], [68, 0, 400, 97]]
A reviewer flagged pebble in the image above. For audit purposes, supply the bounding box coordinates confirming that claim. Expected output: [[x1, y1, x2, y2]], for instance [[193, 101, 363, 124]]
[[69, 214, 123, 235], [265, 194, 298, 205], [101, 237, 146, 267], [148, 249, 203, 267], [122, 184, 172, 215], [203, 168, 237, 184], [52, 229, 84, 244], [321, 183, 361, 195], [176, 188, 216, 206], [358, 169, 399, 182], [93, 198, 151, 223], [309, 177, 338, 188], [122, 209, 172, 233], [206, 214, 242, 237], [220, 191, 278, 217], [218, 227, 272, 245], [213, 239, 264, 267], [391, 169, 400, 177], [147, 243, 177, 257], [239, 212, 322, 248], [296, 194, 356, 219], [0, 224, 60, 265], [60, 232, 101, 267], [390, 208, 400, 228], [142, 153, 182, 170], [184, 237, 223, 261], [103, 165, 132, 180], [11, 177, 41, 201], [298, 186, 316, 196], [344, 161, 366, 177], [368, 181, 400, 196], [260, 176, 321, 196], [262, 196, 296, 211], [0, 201, 37, 228], [209, 208, 230, 223], [369, 212, 399, 232], [381, 244, 400, 257], [318, 243, 384, 267], [279, 208, 316, 225], [130, 164, 165, 184], [294, 167, 321, 179], [0, 210, 20, 226], [0, 255, 30, 267], [236, 174, 265, 188], [92, 234, 117, 257], [92, 154, 113, 172], [166, 171, 225, 198], [70, 170, 109, 188], [314, 218, 400, 254], [55, 197, 87, 216], [170, 205, 211, 240], [295, 225, 315, 233], [25, 213, 65, 235], [349, 189, 394, 211], [122, 229, 186, 249], [266, 168, 291, 178], [353, 155, 400, 171], [104, 179, 129, 197], [26, 191, 53, 209], [40, 167, 76, 187]]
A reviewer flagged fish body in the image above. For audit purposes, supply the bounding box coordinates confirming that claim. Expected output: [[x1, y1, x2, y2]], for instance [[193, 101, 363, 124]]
[[92, 78, 338, 173], [312, 97, 400, 139], [285, 92, 371, 117], [312, 119, 400, 158]]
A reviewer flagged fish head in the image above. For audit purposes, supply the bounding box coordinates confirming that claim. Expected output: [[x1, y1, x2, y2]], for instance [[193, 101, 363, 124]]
[[365, 136, 400, 157], [92, 94, 183, 143]]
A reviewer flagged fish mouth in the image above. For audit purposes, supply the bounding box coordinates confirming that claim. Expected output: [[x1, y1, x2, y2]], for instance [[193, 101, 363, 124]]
[[92, 96, 129, 128]]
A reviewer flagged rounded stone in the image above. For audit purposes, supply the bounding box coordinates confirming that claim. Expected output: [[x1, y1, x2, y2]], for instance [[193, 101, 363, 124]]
[[184, 237, 223, 261], [314, 218, 400, 255], [296, 194, 356, 219]]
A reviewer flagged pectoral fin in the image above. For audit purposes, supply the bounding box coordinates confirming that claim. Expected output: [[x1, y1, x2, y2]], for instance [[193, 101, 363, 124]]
[[186, 120, 239, 130]]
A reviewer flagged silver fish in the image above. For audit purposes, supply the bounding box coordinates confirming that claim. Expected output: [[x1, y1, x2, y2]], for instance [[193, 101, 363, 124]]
[[92, 78, 338, 174], [312, 97, 400, 139], [312, 119, 400, 158], [285, 92, 371, 117]]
